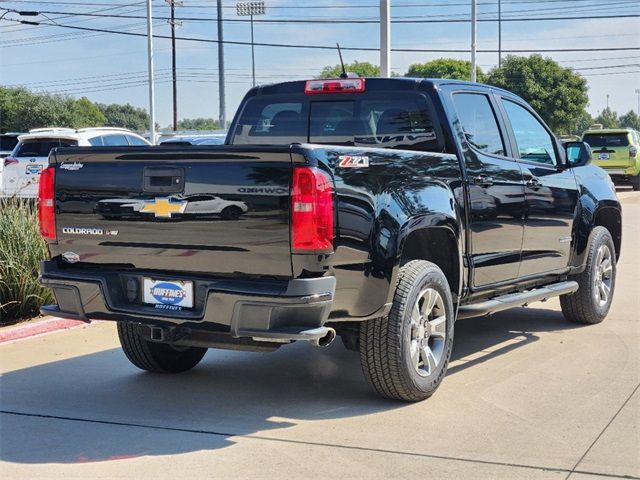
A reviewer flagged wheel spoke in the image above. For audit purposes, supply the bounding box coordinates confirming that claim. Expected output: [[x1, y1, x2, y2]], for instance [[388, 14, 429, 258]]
[[410, 340, 420, 367], [422, 289, 438, 316], [429, 315, 447, 338], [600, 282, 610, 303], [420, 345, 437, 374], [411, 301, 421, 327], [601, 258, 613, 277]]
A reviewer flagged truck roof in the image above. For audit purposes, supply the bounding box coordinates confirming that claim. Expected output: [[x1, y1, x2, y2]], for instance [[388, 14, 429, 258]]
[[248, 77, 519, 99]]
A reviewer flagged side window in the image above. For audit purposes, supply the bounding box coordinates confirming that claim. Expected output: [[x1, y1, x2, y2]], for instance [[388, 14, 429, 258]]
[[126, 135, 148, 146], [88, 136, 103, 146], [451, 93, 505, 156], [502, 100, 557, 166], [102, 134, 128, 146]]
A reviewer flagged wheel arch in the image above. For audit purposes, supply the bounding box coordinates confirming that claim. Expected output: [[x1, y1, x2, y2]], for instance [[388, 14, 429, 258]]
[[593, 206, 622, 262], [397, 222, 463, 303]]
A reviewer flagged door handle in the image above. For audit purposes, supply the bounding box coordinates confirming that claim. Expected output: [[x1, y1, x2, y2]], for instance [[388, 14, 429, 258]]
[[473, 175, 494, 187], [526, 177, 542, 190]]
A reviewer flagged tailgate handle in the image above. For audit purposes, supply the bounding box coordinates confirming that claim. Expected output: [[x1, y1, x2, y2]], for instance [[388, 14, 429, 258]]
[[143, 167, 184, 193]]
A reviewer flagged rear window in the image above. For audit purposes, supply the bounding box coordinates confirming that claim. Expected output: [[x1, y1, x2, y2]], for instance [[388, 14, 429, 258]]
[[231, 93, 440, 151], [0, 135, 19, 151], [583, 133, 630, 148], [13, 138, 78, 157]]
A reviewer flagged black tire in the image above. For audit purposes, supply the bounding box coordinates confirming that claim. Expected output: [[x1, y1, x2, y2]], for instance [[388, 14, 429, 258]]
[[631, 175, 640, 191], [560, 226, 617, 324], [117, 322, 207, 373], [221, 206, 242, 220], [359, 260, 455, 402]]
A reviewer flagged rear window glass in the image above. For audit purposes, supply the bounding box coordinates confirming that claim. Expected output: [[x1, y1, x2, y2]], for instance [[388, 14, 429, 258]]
[[583, 133, 630, 148], [0, 135, 19, 151], [14, 138, 78, 157], [231, 93, 440, 151]]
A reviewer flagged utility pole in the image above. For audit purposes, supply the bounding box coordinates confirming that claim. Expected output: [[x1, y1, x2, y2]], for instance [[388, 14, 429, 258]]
[[217, 0, 226, 128], [167, 0, 181, 131], [498, 0, 502, 68], [380, 0, 390, 78], [606, 94, 610, 110], [635, 88, 640, 114], [146, 0, 156, 144], [236, 1, 266, 88], [471, 0, 477, 82]]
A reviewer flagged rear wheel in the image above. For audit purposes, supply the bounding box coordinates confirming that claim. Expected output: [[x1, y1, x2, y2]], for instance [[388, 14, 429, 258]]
[[117, 322, 207, 373], [359, 260, 454, 402], [630, 175, 640, 191], [221, 206, 243, 220], [560, 226, 616, 324]]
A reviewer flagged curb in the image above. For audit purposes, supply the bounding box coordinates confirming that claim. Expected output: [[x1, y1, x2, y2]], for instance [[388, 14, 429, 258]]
[[0, 317, 91, 344]]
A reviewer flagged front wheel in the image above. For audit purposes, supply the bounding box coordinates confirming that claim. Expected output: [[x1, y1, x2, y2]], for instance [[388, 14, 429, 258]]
[[560, 226, 617, 324], [359, 260, 455, 402], [117, 322, 207, 373], [630, 175, 640, 191]]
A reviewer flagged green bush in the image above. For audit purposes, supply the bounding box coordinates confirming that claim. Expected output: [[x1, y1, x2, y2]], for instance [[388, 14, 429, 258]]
[[0, 198, 53, 324]]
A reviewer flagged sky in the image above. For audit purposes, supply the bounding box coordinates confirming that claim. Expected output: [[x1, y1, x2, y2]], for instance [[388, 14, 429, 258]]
[[1, 0, 639, 129]]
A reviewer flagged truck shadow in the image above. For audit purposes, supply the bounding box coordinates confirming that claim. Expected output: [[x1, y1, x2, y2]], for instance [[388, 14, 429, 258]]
[[0, 306, 582, 465]]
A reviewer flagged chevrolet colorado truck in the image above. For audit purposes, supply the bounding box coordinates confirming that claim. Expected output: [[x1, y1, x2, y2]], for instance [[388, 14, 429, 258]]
[[38, 78, 621, 401]]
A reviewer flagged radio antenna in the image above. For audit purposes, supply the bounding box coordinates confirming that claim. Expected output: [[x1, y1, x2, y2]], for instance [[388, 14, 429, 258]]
[[336, 43, 348, 79]]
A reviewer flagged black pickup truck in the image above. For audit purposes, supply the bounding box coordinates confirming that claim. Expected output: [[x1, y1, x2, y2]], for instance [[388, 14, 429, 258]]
[[39, 78, 621, 401]]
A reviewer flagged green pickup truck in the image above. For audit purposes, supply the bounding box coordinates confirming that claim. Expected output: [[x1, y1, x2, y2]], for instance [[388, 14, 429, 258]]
[[582, 128, 640, 190]]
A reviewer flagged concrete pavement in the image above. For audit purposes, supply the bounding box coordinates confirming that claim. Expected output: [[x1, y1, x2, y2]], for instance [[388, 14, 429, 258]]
[[1, 190, 638, 479]]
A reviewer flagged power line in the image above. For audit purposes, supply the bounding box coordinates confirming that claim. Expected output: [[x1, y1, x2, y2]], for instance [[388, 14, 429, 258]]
[[4, 18, 640, 53]]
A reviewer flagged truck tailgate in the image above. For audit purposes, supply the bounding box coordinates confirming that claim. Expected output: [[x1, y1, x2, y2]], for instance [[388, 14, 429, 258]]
[[50, 147, 293, 278]]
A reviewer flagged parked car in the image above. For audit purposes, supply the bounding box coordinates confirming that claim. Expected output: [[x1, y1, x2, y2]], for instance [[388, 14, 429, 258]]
[[38, 78, 620, 401], [0, 132, 23, 158], [582, 127, 640, 190], [159, 133, 227, 146], [1, 127, 149, 198]]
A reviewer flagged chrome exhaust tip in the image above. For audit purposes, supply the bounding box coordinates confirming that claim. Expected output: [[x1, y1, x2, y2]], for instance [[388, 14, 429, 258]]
[[311, 327, 336, 347]]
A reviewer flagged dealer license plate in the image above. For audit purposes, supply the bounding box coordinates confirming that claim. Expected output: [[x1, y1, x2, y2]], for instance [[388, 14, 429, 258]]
[[143, 278, 193, 309]]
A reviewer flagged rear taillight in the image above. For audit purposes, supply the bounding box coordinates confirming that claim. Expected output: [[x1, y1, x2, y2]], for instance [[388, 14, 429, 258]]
[[630, 146, 637, 158], [291, 167, 334, 253], [304, 78, 365, 94], [38, 167, 56, 241], [3, 156, 18, 167]]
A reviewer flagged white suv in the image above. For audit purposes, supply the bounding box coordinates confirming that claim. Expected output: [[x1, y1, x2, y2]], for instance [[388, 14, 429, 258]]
[[1, 127, 150, 198]]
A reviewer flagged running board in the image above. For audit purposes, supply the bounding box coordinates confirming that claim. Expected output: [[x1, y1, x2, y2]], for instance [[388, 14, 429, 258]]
[[457, 281, 579, 320]]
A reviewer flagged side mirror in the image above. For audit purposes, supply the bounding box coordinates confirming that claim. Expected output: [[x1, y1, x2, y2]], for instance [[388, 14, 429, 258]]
[[564, 141, 592, 168]]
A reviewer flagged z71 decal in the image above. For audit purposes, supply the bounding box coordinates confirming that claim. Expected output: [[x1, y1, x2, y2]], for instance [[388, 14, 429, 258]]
[[338, 155, 369, 168]]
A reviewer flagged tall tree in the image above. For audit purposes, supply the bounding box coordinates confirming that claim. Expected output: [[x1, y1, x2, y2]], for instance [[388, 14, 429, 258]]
[[487, 55, 589, 134], [177, 118, 222, 130], [619, 110, 640, 130], [67, 97, 106, 128], [97, 103, 149, 131], [406, 58, 486, 82], [319, 61, 380, 79], [571, 110, 594, 136], [594, 108, 619, 129]]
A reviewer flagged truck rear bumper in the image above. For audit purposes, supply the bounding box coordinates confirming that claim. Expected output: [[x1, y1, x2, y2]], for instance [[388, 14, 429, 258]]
[[39, 261, 335, 343]]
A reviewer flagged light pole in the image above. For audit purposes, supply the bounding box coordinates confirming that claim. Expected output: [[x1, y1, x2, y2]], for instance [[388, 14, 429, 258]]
[[146, 0, 156, 144], [635, 89, 640, 114], [471, 0, 477, 82], [380, 0, 391, 78], [166, 0, 182, 132], [498, 0, 502, 68], [606, 94, 610, 110], [236, 1, 266, 88], [217, 0, 226, 128]]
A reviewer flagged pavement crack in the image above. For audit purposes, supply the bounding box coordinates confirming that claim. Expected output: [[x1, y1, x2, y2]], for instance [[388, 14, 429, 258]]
[[565, 383, 640, 480], [1, 409, 638, 479]]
